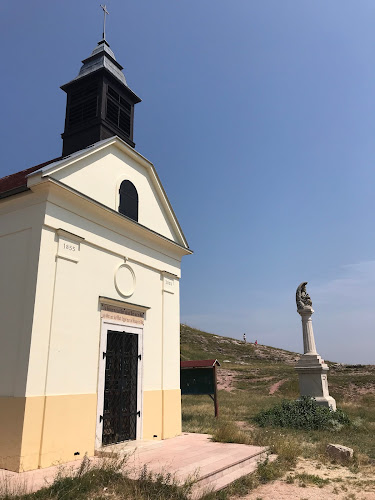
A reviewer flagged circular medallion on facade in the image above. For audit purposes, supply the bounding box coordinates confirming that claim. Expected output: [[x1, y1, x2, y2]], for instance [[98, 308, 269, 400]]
[[114, 264, 136, 297]]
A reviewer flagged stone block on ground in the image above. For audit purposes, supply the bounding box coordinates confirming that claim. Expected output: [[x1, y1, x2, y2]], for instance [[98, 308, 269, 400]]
[[326, 443, 353, 461]]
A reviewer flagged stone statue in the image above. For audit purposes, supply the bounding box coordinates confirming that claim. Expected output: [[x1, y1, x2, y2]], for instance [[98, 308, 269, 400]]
[[296, 282, 312, 311]]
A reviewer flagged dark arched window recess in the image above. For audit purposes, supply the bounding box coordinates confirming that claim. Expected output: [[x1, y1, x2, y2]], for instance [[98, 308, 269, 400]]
[[119, 180, 138, 222]]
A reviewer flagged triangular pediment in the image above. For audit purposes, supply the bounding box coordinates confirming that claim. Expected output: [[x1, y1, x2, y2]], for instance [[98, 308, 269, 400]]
[[27, 137, 189, 248]]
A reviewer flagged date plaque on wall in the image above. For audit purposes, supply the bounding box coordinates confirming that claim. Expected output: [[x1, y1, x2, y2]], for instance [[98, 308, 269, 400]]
[[56, 229, 84, 263], [162, 274, 175, 294]]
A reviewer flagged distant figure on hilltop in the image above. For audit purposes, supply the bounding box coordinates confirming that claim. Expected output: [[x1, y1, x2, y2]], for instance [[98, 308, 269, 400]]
[[254, 340, 258, 346], [243, 333, 246, 343]]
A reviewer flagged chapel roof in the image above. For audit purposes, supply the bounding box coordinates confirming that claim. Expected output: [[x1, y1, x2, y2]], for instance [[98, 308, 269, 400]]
[[0, 157, 62, 198]]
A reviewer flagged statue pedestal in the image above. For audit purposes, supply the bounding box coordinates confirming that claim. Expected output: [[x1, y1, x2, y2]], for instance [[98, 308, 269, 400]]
[[295, 354, 336, 410]]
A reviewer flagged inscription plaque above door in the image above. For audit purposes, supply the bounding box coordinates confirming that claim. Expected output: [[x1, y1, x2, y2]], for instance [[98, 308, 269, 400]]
[[101, 303, 144, 326]]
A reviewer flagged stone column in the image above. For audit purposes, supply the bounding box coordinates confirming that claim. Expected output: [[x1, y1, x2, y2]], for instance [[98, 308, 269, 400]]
[[300, 307, 317, 355], [295, 282, 336, 411]]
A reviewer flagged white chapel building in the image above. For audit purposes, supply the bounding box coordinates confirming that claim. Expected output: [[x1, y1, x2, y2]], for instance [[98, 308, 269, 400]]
[[0, 38, 191, 472]]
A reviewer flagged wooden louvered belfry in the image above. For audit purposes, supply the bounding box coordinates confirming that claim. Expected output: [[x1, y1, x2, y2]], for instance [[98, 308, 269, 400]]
[[61, 39, 141, 157]]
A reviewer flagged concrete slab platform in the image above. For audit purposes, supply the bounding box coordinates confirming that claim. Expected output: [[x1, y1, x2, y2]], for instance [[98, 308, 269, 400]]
[[0, 433, 269, 497]]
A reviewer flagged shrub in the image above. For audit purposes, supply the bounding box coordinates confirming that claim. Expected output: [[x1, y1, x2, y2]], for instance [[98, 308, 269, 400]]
[[254, 396, 351, 431]]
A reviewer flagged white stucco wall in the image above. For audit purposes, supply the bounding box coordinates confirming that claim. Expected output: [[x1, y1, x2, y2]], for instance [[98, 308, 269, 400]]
[[0, 194, 46, 397], [162, 277, 181, 391], [26, 186, 184, 398]]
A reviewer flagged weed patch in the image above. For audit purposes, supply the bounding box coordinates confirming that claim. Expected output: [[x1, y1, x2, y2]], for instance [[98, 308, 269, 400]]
[[252, 429, 301, 465], [293, 472, 330, 487], [0, 457, 194, 500], [211, 420, 253, 445]]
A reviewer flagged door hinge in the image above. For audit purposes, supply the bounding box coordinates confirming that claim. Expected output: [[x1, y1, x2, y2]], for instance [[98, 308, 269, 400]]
[[137, 411, 141, 417], [103, 352, 106, 359], [99, 415, 103, 423], [138, 354, 142, 360]]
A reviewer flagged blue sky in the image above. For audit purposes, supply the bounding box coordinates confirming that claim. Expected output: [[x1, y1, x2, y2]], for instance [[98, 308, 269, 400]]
[[1, 1, 375, 364]]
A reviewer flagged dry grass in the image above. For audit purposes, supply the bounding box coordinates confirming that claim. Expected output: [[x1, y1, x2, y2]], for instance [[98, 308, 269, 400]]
[[0, 456, 195, 500], [211, 420, 254, 445], [181, 323, 375, 499]]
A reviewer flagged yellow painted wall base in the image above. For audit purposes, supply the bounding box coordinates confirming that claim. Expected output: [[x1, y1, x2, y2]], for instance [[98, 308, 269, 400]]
[[0, 395, 96, 472], [38, 394, 97, 469], [142, 391, 163, 440], [0, 390, 181, 471], [142, 389, 181, 440], [162, 389, 182, 439], [21, 396, 44, 471], [0, 397, 26, 472]]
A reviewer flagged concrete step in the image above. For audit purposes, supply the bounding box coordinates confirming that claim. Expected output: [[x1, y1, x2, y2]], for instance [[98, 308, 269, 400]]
[[95, 435, 274, 499], [95, 439, 163, 458], [191, 449, 272, 499]]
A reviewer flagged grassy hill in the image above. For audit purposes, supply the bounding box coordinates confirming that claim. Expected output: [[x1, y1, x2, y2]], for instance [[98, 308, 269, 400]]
[[180, 324, 375, 462], [181, 323, 300, 365]]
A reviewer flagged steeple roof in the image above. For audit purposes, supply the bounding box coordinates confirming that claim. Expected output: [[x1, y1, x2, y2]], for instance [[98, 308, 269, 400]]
[[63, 39, 128, 88]]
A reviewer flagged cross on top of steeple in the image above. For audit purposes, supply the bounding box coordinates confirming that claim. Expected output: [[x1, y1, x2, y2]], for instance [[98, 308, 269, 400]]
[[100, 4, 109, 40]]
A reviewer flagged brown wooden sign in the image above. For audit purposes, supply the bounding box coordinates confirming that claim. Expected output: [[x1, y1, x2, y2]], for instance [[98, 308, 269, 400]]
[[180, 359, 220, 417]]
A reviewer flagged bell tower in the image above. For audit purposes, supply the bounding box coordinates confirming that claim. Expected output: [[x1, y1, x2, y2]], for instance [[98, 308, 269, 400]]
[[61, 36, 141, 157]]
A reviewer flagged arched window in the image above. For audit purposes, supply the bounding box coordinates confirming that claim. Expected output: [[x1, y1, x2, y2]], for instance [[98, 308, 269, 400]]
[[119, 180, 138, 222]]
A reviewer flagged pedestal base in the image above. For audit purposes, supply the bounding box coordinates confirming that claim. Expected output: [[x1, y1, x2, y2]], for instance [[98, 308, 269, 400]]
[[295, 354, 336, 411], [309, 396, 337, 410]]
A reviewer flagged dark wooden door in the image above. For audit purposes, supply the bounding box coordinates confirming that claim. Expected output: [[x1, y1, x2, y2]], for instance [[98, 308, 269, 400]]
[[102, 331, 139, 445]]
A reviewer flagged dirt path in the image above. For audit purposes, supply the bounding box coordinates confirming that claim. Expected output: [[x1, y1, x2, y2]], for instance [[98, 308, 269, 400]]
[[269, 378, 288, 395], [218, 371, 283, 393], [217, 369, 237, 392], [233, 458, 375, 500], [239, 481, 375, 499]]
